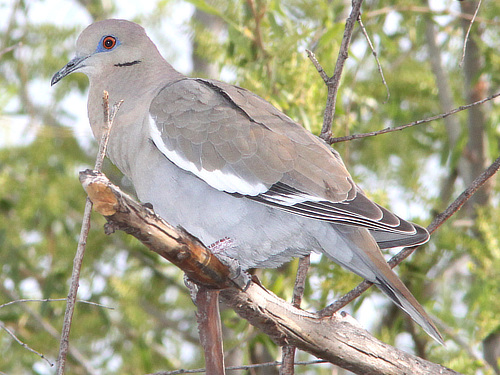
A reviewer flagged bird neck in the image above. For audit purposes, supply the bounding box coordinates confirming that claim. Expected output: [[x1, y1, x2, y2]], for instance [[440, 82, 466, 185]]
[[86, 60, 183, 175]]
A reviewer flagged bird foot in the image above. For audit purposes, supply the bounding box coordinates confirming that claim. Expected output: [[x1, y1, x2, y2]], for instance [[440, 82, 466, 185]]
[[142, 202, 154, 210], [208, 237, 251, 290], [184, 275, 199, 303]]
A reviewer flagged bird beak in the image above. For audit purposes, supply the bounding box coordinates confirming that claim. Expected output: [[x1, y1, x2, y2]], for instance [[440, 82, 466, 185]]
[[51, 54, 89, 86]]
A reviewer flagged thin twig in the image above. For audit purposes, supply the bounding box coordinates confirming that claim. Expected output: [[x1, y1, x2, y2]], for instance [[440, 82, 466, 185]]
[[96, 92, 123, 171], [459, 0, 482, 67], [280, 256, 311, 374], [55, 199, 93, 375], [1, 321, 54, 367], [358, 16, 389, 103], [147, 359, 328, 375], [306, 49, 329, 84], [364, 5, 497, 25], [0, 298, 114, 310], [0, 42, 22, 59], [56, 91, 118, 375], [329, 91, 500, 144], [319, 154, 500, 316], [0, 283, 98, 374], [292, 256, 310, 308], [320, 0, 364, 141], [245, 0, 267, 57]]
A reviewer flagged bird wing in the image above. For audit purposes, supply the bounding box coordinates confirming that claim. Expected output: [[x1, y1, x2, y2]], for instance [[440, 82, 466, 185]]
[[149, 78, 428, 245]]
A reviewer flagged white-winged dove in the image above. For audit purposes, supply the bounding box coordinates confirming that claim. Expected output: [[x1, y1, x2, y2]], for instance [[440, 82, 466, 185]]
[[52, 19, 443, 344]]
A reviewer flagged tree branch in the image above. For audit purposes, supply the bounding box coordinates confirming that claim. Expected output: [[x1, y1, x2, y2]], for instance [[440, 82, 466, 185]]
[[364, 5, 498, 26], [280, 255, 310, 374], [319, 0, 364, 140], [79, 170, 241, 289], [0, 298, 113, 311], [0, 42, 21, 59], [79, 170, 462, 375], [56, 92, 119, 375], [0, 321, 53, 366], [0, 283, 98, 375], [148, 359, 328, 375], [194, 287, 226, 374], [459, 0, 482, 67], [328, 91, 500, 144], [358, 16, 389, 103]]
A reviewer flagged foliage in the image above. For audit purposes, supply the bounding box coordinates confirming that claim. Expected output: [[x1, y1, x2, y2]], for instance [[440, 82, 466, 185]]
[[0, 0, 499, 374]]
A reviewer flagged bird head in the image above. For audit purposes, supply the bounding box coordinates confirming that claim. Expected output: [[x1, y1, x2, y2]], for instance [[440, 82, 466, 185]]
[[51, 19, 159, 86]]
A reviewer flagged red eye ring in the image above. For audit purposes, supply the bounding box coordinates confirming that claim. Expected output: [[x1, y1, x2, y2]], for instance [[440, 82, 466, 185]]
[[102, 36, 116, 50]]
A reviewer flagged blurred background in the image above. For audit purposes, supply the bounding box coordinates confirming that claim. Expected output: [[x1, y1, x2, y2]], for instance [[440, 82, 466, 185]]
[[0, 0, 499, 374]]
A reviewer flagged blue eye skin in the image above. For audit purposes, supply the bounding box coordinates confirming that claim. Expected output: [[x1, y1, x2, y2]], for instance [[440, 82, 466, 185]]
[[96, 35, 120, 52]]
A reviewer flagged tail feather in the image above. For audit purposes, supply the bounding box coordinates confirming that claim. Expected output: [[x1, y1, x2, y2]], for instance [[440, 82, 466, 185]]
[[374, 275, 444, 345], [327, 225, 444, 344], [370, 223, 430, 249]]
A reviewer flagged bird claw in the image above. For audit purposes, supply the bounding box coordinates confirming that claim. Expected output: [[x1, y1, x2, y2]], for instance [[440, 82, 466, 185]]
[[142, 202, 154, 210], [184, 275, 199, 303], [209, 238, 251, 291]]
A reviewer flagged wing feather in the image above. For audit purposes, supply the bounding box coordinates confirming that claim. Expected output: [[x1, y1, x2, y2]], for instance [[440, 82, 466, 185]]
[[149, 77, 429, 246]]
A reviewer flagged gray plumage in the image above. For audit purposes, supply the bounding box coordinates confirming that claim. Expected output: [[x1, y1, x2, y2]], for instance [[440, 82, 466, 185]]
[[52, 19, 443, 344]]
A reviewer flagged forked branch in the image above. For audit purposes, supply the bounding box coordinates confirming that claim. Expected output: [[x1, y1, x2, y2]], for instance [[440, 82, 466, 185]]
[[79, 170, 463, 375]]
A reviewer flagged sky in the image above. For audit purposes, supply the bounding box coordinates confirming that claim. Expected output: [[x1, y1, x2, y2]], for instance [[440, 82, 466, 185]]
[[0, 0, 461, 149], [0, 0, 195, 149]]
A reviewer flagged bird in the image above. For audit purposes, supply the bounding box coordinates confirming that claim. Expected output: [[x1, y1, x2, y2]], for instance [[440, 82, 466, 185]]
[[51, 19, 443, 344]]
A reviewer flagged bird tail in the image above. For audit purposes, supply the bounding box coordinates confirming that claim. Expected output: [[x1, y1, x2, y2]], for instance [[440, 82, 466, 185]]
[[372, 271, 444, 345], [325, 225, 444, 345]]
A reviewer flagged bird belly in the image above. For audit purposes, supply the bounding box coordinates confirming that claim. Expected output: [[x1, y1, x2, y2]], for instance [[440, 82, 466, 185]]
[[129, 143, 331, 269]]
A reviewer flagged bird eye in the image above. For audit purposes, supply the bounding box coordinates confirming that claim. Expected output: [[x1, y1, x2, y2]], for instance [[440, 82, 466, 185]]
[[102, 36, 116, 50]]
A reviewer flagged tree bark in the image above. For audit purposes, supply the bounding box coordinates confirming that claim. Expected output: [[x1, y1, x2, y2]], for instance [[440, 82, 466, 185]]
[[195, 287, 226, 375]]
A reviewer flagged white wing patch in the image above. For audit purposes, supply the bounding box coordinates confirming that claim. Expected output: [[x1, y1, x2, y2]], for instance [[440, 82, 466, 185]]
[[149, 115, 268, 196], [260, 191, 324, 206]]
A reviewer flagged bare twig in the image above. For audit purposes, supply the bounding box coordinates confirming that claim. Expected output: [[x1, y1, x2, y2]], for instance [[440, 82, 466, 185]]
[[0, 298, 113, 310], [0, 42, 22, 59], [320, 0, 364, 141], [56, 91, 118, 375], [329, 91, 500, 144], [147, 359, 328, 375], [0, 283, 98, 374], [292, 256, 310, 308], [96, 92, 123, 171], [280, 256, 311, 375], [306, 49, 329, 84], [280, 346, 296, 374], [319, 154, 500, 316], [459, 0, 482, 67], [358, 16, 389, 103], [195, 288, 226, 375], [55, 199, 93, 375], [1, 320, 53, 366], [364, 5, 497, 26], [245, 0, 267, 57]]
